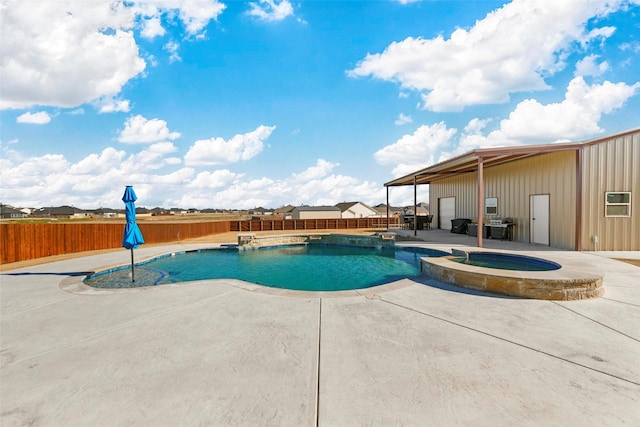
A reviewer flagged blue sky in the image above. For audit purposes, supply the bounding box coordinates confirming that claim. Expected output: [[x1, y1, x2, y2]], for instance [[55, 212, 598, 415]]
[[1, 0, 639, 209]]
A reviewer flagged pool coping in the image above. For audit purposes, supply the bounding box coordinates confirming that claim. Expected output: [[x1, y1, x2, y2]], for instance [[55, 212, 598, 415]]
[[60, 273, 417, 298]]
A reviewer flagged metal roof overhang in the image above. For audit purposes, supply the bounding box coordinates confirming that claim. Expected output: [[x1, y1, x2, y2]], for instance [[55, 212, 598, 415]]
[[384, 141, 587, 187]]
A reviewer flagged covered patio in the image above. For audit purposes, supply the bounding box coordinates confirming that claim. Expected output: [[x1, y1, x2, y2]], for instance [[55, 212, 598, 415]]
[[383, 141, 588, 249]]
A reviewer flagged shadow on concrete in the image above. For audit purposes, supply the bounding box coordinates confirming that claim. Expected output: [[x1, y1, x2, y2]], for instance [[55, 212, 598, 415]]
[[1, 271, 92, 277], [408, 274, 521, 300]]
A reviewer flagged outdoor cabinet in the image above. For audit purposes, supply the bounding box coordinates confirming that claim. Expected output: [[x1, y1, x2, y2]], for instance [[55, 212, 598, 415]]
[[467, 223, 489, 238], [490, 225, 508, 240], [489, 223, 515, 240], [451, 218, 472, 234]]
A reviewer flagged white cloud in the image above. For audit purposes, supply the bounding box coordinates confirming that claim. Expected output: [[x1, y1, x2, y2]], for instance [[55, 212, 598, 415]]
[[171, 0, 226, 35], [620, 41, 640, 53], [69, 147, 127, 175], [95, 96, 131, 113], [374, 122, 457, 176], [574, 54, 609, 77], [349, 0, 628, 111], [125, 143, 182, 171], [247, 0, 294, 22], [164, 41, 182, 63], [459, 77, 640, 150], [16, 111, 51, 124], [291, 159, 337, 181], [1, 145, 385, 209], [0, 0, 225, 110], [394, 113, 413, 126], [133, 0, 226, 37], [184, 125, 275, 166], [0, 0, 145, 110], [140, 15, 166, 40], [118, 115, 181, 144], [190, 169, 243, 189]]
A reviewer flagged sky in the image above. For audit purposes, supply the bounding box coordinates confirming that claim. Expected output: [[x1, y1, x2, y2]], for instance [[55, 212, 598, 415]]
[[1, 0, 639, 210]]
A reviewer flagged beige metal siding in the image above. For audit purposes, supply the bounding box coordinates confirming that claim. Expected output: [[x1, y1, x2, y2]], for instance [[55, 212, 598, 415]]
[[581, 131, 640, 251], [429, 151, 577, 249]]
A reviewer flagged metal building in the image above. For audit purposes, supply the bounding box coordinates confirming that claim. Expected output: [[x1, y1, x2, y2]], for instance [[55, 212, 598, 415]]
[[291, 205, 342, 220], [385, 128, 639, 251]]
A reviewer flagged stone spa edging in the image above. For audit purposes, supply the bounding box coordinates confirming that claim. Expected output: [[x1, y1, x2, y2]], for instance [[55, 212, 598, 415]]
[[421, 253, 604, 301]]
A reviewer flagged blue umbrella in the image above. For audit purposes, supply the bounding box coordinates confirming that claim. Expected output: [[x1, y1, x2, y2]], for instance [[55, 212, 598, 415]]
[[122, 186, 144, 282]]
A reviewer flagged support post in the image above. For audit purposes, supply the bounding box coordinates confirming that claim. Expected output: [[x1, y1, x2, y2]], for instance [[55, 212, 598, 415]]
[[477, 156, 484, 248], [575, 148, 583, 251], [414, 176, 418, 236], [130, 248, 135, 283], [386, 186, 390, 231]]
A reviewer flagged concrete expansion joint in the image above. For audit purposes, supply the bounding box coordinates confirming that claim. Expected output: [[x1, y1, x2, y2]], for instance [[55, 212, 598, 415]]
[[379, 297, 640, 387], [551, 301, 640, 343]]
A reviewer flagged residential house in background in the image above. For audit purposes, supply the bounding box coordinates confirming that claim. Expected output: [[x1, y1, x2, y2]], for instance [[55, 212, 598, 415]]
[[31, 206, 89, 219], [335, 202, 378, 219], [402, 202, 430, 217], [91, 208, 119, 218], [373, 204, 402, 218], [273, 205, 295, 220], [0, 204, 28, 219]]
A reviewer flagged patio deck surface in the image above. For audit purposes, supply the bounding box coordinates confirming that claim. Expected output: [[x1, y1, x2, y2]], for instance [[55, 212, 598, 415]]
[[1, 230, 639, 426]]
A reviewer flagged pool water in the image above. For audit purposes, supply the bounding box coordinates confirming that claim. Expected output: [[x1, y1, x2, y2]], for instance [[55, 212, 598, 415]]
[[453, 252, 561, 271], [85, 245, 449, 291]]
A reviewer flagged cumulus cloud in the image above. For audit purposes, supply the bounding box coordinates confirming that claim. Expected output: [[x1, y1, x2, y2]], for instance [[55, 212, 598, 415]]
[[394, 113, 413, 126], [247, 0, 295, 22], [208, 160, 382, 208], [125, 142, 182, 171], [0, 0, 225, 110], [164, 40, 181, 63], [291, 159, 337, 181], [133, 0, 226, 38], [574, 54, 609, 77], [374, 122, 457, 176], [348, 0, 628, 111], [184, 125, 275, 166], [1, 142, 384, 209], [118, 115, 181, 144], [16, 111, 51, 125], [69, 147, 128, 175], [189, 169, 243, 189], [95, 96, 131, 113], [140, 15, 166, 40], [0, 1, 145, 110], [461, 77, 640, 149]]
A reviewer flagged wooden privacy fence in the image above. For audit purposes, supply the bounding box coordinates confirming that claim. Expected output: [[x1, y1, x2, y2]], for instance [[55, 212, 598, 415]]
[[230, 217, 395, 232], [1, 218, 396, 264], [0, 221, 230, 264]]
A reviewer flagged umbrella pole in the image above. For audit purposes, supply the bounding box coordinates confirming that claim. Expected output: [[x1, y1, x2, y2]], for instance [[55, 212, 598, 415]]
[[131, 248, 135, 283]]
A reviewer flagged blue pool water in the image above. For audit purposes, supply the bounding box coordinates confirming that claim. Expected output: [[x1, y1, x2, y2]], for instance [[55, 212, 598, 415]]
[[85, 245, 449, 291], [454, 252, 561, 271]]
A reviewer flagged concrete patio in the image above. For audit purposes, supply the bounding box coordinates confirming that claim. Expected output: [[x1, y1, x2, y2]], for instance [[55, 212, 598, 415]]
[[1, 231, 639, 426]]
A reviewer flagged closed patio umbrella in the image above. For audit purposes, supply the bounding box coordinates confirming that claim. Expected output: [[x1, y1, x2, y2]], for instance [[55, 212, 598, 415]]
[[122, 186, 144, 282]]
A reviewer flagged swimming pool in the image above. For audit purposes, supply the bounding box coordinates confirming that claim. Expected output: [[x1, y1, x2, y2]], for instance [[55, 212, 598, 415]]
[[85, 245, 449, 291]]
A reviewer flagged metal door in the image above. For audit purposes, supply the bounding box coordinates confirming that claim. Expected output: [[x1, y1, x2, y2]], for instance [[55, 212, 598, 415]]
[[530, 194, 549, 245], [439, 197, 455, 230]]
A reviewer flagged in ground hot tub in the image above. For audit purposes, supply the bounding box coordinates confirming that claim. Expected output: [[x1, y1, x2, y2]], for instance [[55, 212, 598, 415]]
[[453, 252, 561, 271], [422, 250, 603, 300]]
